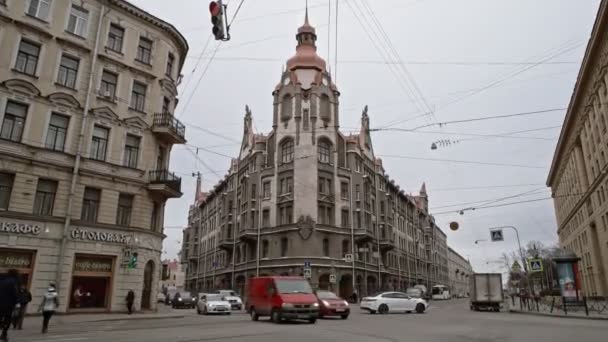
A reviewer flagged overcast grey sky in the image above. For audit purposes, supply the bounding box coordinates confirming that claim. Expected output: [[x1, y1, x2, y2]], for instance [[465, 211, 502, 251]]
[[131, 0, 600, 273]]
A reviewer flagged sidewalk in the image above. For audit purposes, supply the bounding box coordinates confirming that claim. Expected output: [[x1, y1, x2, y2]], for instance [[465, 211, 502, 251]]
[[21, 308, 186, 328], [507, 299, 608, 321]]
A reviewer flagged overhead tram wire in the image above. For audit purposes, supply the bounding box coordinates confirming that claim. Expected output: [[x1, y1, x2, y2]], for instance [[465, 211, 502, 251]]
[[358, 0, 435, 122], [344, 0, 429, 119], [177, 0, 247, 119], [429, 188, 549, 210], [183, 145, 223, 179]]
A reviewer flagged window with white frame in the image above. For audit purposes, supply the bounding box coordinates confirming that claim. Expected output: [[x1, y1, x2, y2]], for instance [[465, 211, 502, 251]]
[[90, 125, 109, 161], [67, 6, 89, 37], [26, 0, 51, 21], [100, 70, 117, 99], [116, 193, 133, 226], [130, 81, 146, 112], [15, 40, 40, 76], [33, 179, 57, 216], [57, 54, 79, 88], [1, 101, 28, 142], [136, 37, 152, 64], [106, 24, 124, 52], [81, 187, 100, 223], [45, 113, 69, 151], [123, 134, 140, 168]]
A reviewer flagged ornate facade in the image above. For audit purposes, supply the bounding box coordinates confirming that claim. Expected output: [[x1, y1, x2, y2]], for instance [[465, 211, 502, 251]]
[[181, 14, 448, 299], [547, 0, 608, 297], [0, 0, 187, 312]]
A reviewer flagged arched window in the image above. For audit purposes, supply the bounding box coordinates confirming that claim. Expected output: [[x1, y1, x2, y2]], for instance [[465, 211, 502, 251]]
[[323, 238, 330, 257], [280, 237, 289, 257], [280, 138, 294, 163], [318, 139, 330, 163]]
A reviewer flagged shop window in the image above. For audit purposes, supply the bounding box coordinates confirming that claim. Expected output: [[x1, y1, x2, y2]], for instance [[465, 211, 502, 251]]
[[0, 172, 14, 210], [0, 249, 35, 287], [33, 179, 57, 216], [70, 255, 114, 310], [81, 187, 101, 223]]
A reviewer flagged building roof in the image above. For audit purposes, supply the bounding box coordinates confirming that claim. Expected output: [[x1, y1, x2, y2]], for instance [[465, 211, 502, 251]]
[[111, 0, 189, 69], [546, 0, 606, 186]]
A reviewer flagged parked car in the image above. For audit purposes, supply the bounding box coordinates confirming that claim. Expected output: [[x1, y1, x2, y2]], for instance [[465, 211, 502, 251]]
[[172, 291, 196, 309], [197, 293, 231, 315], [157, 292, 166, 303], [247, 276, 319, 324], [315, 290, 350, 319], [213, 290, 243, 310], [360, 292, 428, 314]]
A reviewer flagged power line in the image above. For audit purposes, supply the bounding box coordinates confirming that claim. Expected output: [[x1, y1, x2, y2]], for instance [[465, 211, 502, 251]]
[[377, 154, 546, 169], [429, 183, 546, 192], [430, 188, 548, 210], [371, 108, 566, 132]]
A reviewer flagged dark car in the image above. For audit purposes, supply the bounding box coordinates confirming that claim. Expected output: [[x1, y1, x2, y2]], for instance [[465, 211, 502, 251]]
[[172, 291, 196, 309], [316, 290, 350, 319], [165, 289, 178, 305]]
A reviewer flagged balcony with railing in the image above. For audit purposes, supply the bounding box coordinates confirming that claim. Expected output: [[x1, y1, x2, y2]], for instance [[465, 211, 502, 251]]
[[148, 169, 182, 198], [152, 112, 186, 144]]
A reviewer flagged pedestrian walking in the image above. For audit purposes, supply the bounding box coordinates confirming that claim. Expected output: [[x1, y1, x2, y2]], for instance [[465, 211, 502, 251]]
[[0, 269, 19, 342], [38, 284, 59, 334], [126, 290, 135, 314], [12, 285, 32, 330]]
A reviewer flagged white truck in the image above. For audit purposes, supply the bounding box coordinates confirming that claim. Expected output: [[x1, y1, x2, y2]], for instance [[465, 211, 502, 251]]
[[470, 273, 503, 312]]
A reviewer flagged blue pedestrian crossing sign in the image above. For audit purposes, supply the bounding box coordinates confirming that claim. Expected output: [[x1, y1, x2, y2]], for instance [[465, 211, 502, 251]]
[[528, 259, 543, 273], [490, 229, 504, 242]]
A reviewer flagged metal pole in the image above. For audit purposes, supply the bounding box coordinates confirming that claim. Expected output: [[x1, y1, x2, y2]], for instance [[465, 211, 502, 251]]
[[256, 185, 262, 276], [55, 4, 106, 300], [349, 175, 356, 296], [231, 160, 239, 289]]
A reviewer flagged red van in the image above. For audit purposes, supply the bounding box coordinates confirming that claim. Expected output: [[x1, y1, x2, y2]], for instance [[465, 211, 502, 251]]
[[247, 276, 319, 324]]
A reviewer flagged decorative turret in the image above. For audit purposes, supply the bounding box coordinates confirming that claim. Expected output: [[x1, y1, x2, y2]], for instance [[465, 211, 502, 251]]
[[286, 8, 327, 71]]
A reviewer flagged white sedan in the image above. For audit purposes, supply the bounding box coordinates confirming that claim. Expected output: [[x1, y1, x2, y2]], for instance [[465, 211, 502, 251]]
[[360, 292, 428, 314], [197, 294, 232, 315]]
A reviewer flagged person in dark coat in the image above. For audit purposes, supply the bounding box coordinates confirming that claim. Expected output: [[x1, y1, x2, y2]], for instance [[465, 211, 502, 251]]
[[12, 284, 32, 330], [126, 290, 135, 314], [0, 269, 19, 342]]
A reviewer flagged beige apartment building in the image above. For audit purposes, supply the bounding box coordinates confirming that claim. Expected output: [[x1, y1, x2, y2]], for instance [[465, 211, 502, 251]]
[[448, 247, 472, 298], [547, 0, 608, 297], [181, 14, 450, 300], [0, 0, 188, 312]]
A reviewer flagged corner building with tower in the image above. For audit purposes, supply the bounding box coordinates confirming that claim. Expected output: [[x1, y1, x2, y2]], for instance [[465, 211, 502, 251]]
[[182, 14, 449, 299]]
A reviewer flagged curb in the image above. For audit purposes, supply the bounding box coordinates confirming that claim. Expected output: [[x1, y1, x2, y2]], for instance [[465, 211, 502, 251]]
[[73, 314, 186, 323], [509, 309, 608, 321]]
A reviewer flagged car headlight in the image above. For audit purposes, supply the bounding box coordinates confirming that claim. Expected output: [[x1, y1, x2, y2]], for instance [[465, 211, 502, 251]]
[[343, 300, 349, 306], [178, 298, 182, 301], [312, 302, 319, 307], [322, 300, 330, 306], [282, 303, 294, 308]]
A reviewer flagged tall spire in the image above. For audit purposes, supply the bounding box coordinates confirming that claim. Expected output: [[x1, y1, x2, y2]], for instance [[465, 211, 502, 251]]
[[305, 0, 309, 25]]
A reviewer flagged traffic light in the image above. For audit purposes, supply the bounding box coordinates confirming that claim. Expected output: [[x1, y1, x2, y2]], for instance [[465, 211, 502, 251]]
[[128, 252, 138, 269], [209, 1, 228, 41]]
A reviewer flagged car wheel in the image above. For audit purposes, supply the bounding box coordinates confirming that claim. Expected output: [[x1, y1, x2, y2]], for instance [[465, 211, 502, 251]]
[[203, 306, 208, 315], [378, 304, 389, 314], [340, 314, 349, 320], [197, 307, 202, 315], [308, 317, 317, 324], [369, 310, 376, 315], [271, 309, 281, 324], [250, 307, 259, 321], [416, 303, 425, 314]]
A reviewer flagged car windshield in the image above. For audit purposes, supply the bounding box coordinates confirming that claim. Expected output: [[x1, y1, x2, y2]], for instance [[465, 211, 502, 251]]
[[274, 279, 313, 294], [316, 291, 339, 299], [206, 294, 223, 301], [219, 290, 237, 296], [178, 292, 192, 299]]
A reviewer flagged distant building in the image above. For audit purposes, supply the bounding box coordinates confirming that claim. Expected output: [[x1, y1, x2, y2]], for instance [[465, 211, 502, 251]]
[[0, 0, 188, 312], [180, 13, 449, 300], [160, 259, 185, 290], [448, 247, 473, 297], [547, 0, 608, 297]]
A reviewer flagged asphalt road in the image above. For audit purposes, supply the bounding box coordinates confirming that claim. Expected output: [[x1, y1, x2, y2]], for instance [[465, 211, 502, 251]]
[[7, 300, 608, 342]]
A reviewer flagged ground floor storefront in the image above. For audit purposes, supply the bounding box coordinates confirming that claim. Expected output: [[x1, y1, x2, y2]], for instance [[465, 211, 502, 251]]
[[0, 217, 162, 313]]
